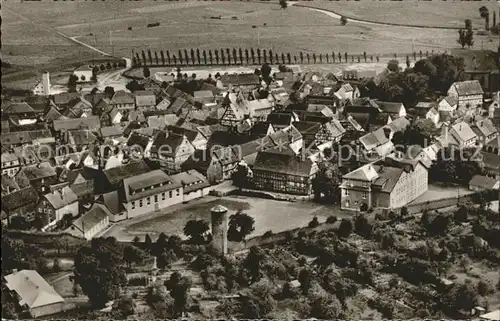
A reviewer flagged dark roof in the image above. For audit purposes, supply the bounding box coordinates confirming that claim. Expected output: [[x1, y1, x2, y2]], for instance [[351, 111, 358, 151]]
[[53, 92, 80, 106], [376, 101, 404, 114], [44, 106, 62, 121], [3, 102, 36, 115], [20, 162, 57, 181], [110, 90, 134, 105], [253, 146, 314, 176], [267, 113, 293, 126], [220, 73, 260, 86], [450, 80, 484, 96], [250, 122, 272, 137], [102, 160, 150, 186], [167, 125, 199, 142], [469, 175, 498, 189], [98, 191, 123, 215], [70, 180, 94, 198], [127, 131, 150, 149], [1, 187, 39, 212], [1, 130, 53, 146], [151, 132, 186, 156], [65, 130, 98, 146], [168, 97, 190, 115]]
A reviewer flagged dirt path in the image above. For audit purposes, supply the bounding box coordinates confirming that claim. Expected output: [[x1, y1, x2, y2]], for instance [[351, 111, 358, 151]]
[[291, 3, 461, 30], [3, 7, 111, 58]]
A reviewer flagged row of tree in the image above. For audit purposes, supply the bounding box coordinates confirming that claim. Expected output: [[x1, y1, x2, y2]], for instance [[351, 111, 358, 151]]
[[132, 48, 437, 67]]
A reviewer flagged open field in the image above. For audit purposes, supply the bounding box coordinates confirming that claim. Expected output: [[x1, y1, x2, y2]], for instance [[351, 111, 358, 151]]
[[103, 195, 350, 241], [3, 0, 498, 81], [303, 1, 500, 29]]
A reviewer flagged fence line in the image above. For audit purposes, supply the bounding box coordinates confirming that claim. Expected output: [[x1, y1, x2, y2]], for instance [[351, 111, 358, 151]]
[[131, 47, 441, 68]]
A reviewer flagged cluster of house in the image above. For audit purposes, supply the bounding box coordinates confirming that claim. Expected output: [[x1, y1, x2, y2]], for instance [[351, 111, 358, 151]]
[[2, 65, 500, 236]]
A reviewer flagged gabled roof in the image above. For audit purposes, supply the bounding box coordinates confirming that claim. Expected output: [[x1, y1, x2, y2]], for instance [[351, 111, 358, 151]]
[[168, 125, 200, 142], [44, 106, 62, 121], [20, 162, 57, 181], [442, 95, 458, 107], [102, 160, 150, 186], [325, 119, 346, 138], [151, 132, 187, 156], [371, 164, 404, 193], [43, 186, 78, 209], [385, 117, 410, 133], [473, 119, 497, 138], [1, 187, 38, 212], [359, 128, 390, 150], [75, 65, 93, 72], [450, 122, 477, 143], [220, 73, 260, 86], [469, 175, 498, 189], [53, 116, 100, 131], [343, 163, 379, 181], [1, 130, 53, 146], [100, 125, 123, 138], [123, 170, 181, 200], [3, 102, 36, 115], [4, 270, 64, 309], [170, 169, 209, 193], [376, 101, 404, 114], [450, 80, 484, 96], [267, 112, 293, 126], [53, 92, 80, 106], [194, 90, 215, 99], [70, 203, 110, 233], [110, 90, 134, 105], [253, 146, 314, 176], [97, 190, 123, 215]]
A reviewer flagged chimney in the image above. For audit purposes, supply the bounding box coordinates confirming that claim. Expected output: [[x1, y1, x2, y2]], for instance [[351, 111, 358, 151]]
[[12, 269, 18, 274], [460, 124, 462, 131], [378, 165, 384, 173]]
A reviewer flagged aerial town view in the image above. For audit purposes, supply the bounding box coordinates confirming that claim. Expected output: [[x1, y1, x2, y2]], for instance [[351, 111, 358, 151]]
[[1, 0, 500, 319]]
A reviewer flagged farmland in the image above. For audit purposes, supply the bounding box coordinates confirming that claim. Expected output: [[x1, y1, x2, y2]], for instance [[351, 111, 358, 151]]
[[3, 0, 498, 80]]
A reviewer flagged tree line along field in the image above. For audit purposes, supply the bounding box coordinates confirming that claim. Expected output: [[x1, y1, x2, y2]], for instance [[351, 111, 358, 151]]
[[2, 0, 498, 79]]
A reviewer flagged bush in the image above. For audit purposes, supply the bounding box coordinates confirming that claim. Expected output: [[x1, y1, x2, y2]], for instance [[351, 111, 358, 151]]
[[477, 280, 494, 296], [308, 216, 320, 228], [263, 230, 274, 238], [338, 219, 353, 238], [326, 216, 337, 224], [53, 258, 62, 272]]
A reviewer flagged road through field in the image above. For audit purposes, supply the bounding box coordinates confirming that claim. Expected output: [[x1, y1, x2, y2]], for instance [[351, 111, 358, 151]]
[[3, 7, 111, 58], [291, 2, 461, 30]]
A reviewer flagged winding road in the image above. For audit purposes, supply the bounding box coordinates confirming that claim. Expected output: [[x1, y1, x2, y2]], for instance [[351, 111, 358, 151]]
[[290, 2, 461, 30]]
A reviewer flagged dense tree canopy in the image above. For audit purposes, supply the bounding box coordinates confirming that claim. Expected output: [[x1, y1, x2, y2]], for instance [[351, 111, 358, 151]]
[[73, 237, 127, 308]]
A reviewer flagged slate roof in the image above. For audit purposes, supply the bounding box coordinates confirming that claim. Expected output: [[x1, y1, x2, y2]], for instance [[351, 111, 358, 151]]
[[443, 95, 458, 106], [127, 131, 150, 149], [168, 97, 190, 115], [1, 187, 39, 212], [253, 146, 314, 176], [70, 203, 110, 233], [44, 106, 62, 121], [450, 80, 484, 96], [4, 270, 64, 309]]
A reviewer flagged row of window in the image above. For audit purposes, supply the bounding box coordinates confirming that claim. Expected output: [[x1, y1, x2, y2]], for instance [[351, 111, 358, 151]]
[[131, 189, 180, 209]]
